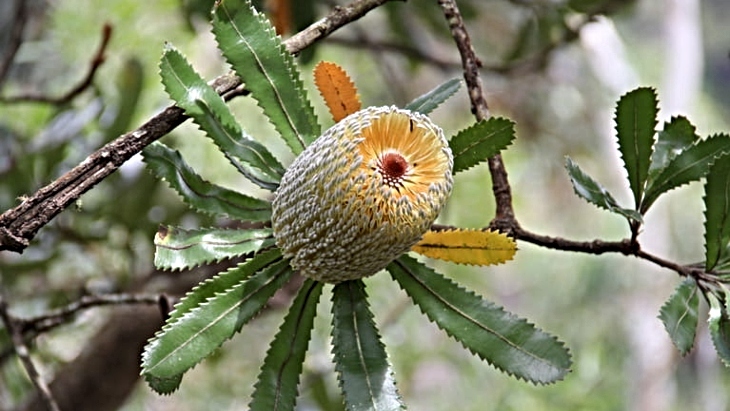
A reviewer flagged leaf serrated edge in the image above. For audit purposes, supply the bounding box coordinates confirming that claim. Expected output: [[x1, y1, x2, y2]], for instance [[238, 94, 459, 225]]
[[564, 157, 643, 223], [249, 279, 324, 411], [141, 142, 271, 221], [143, 250, 282, 349], [192, 100, 284, 190], [640, 134, 730, 213], [163, 248, 283, 326], [707, 292, 730, 367], [330, 281, 405, 411], [704, 158, 730, 270], [449, 117, 516, 174], [403, 77, 462, 115], [657, 278, 699, 356], [158, 45, 285, 190], [152, 225, 275, 271], [614, 86, 658, 208], [141, 258, 293, 387], [213, 0, 320, 153], [388, 256, 571, 385]]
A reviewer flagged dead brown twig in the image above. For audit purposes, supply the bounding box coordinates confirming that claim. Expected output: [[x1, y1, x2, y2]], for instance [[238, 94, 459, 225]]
[[0, 293, 61, 411]]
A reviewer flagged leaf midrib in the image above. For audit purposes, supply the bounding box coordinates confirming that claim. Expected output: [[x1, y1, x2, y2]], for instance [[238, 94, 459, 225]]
[[217, 2, 307, 151], [146, 262, 289, 375], [394, 258, 562, 373]]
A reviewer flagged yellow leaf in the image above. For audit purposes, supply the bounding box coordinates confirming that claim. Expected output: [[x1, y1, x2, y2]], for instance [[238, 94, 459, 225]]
[[411, 229, 516, 266], [313, 61, 361, 122]]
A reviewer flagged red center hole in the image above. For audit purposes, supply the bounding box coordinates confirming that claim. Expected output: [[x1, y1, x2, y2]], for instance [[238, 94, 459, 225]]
[[381, 152, 408, 179]]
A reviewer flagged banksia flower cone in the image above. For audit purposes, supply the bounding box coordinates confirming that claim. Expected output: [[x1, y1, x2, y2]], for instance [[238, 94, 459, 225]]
[[272, 106, 453, 283]]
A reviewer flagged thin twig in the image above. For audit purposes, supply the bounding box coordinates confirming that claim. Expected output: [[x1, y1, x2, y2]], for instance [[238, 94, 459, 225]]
[[0, 0, 28, 88], [0, 0, 398, 254], [0, 293, 60, 411], [438, 0, 516, 226], [19, 293, 162, 335], [0, 23, 113, 105], [0, 293, 167, 365]]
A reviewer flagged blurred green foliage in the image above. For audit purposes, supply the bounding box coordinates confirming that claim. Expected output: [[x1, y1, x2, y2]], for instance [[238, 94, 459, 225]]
[[2, 0, 730, 410]]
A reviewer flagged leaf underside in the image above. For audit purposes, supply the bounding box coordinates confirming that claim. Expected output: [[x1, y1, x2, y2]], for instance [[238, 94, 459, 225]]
[[614, 87, 658, 208], [153, 225, 275, 271], [249, 279, 324, 411], [212, 0, 320, 155], [388, 255, 572, 385], [142, 142, 272, 222], [649, 116, 699, 178], [658, 278, 699, 356], [411, 229, 517, 266], [565, 157, 643, 223], [404, 78, 461, 115], [449, 117, 516, 174], [159, 45, 284, 190], [331, 280, 405, 411], [704, 158, 730, 270], [142, 255, 293, 394]]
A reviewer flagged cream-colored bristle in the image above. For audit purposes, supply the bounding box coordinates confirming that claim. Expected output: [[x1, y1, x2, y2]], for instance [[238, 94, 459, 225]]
[[271, 106, 453, 283]]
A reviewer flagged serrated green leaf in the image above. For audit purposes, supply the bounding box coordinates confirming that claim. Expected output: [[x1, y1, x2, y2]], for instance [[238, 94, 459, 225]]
[[641, 134, 730, 213], [143, 373, 183, 396], [708, 293, 730, 367], [449, 117, 515, 174], [705, 159, 730, 270], [565, 157, 643, 223], [658, 278, 699, 356], [212, 0, 320, 155], [159, 45, 284, 190], [404, 78, 461, 115], [153, 225, 275, 271], [249, 280, 323, 411], [388, 255, 571, 384], [167, 248, 283, 326], [142, 257, 293, 394], [142, 142, 271, 221], [649, 116, 699, 178], [615, 87, 658, 208], [332, 281, 405, 411]]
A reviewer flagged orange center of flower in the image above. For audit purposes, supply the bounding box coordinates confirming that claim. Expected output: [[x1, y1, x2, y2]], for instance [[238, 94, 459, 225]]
[[379, 152, 408, 187]]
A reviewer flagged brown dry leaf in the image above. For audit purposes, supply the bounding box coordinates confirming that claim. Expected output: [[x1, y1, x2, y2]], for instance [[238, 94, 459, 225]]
[[313, 61, 362, 122]]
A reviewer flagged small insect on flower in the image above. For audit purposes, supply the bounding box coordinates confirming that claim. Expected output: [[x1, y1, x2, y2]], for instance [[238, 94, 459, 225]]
[[272, 106, 454, 283]]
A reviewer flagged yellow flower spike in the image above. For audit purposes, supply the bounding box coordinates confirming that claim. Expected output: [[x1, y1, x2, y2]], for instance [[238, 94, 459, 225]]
[[272, 106, 453, 283], [411, 229, 517, 266], [313, 61, 362, 123]]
